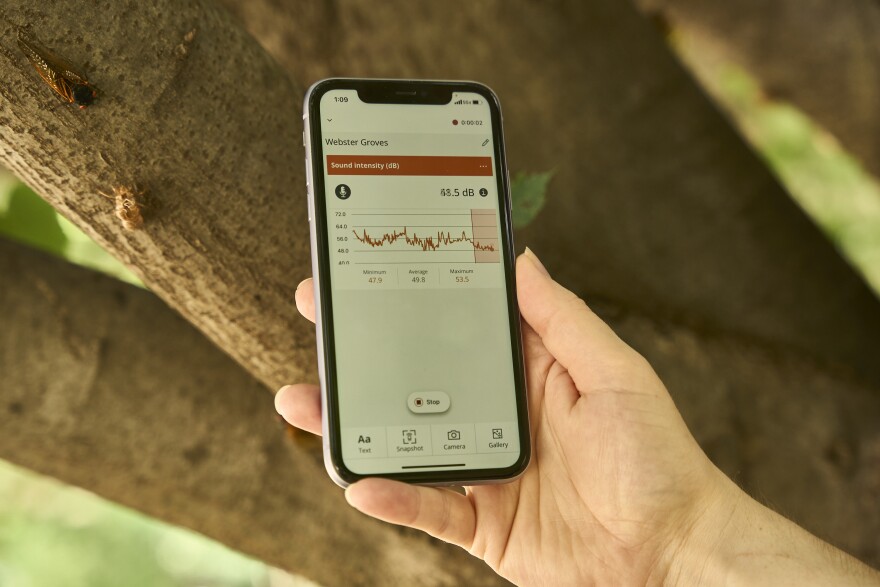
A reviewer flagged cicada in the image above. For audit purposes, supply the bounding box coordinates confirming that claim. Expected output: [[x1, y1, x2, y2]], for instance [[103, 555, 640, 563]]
[[17, 29, 97, 109]]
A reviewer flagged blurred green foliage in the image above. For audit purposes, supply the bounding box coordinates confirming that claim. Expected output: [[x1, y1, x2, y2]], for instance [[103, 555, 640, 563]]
[[0, 178, 141, 286], [0, 461, 314, 587], [0, 184, 67, 257], [716, 66, 880, 293], [511, 170, 554, 229]]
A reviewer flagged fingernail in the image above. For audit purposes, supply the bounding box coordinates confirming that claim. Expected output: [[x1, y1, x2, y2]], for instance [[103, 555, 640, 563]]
[[524, 247, 550, 277]]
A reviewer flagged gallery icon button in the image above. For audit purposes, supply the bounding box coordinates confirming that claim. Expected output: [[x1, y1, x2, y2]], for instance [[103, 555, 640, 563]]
[[407, 391, 450, 414], [476, 422, 519, 454]]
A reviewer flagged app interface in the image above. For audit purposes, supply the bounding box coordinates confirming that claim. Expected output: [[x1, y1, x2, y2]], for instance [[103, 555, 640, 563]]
[[318, 89, 521, 474]]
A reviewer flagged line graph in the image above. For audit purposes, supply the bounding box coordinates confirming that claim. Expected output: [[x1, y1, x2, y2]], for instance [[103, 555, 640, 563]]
[[338, 209, 500, 264], [352, 227, 497, 253]]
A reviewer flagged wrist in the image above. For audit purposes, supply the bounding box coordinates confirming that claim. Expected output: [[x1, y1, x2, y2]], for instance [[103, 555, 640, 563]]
[[663, 470, 880, 587], [661, 471, 746, 586]]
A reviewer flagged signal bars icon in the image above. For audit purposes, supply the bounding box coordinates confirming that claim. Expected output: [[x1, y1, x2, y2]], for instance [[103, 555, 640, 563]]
[[453, 99, 481, 105]]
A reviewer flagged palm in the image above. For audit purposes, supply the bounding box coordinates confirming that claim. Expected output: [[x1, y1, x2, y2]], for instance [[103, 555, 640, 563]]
[[466, 323, 715, 585]]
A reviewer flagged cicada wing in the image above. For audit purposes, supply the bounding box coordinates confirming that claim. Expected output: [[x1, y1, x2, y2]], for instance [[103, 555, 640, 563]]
[[60, 67, 89, 86], [17, 30, 84, 104]]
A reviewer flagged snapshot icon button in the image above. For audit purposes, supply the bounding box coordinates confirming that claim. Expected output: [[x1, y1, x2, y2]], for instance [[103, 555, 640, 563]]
[[386, 425, 432, 457], [407, 391, 450, 414]]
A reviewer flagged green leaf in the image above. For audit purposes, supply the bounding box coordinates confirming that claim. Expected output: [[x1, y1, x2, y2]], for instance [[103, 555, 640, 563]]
[[511, 170, 554, 229]]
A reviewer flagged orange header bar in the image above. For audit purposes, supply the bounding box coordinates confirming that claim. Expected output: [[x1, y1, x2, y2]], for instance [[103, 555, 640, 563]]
[[326, 155, 492, 176]]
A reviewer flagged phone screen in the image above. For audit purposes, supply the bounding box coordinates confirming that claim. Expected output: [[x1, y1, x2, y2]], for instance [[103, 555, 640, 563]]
[[307, 82, 527, 482]]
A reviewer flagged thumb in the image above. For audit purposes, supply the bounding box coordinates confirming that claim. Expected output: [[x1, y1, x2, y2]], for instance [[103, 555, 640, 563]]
[[516, 248, 637, 389]]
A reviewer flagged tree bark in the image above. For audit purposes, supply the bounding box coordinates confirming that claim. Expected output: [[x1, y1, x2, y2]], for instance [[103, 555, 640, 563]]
[[0, 1, 878, 393], [637, 0, 880, 179], [3, 237, 879, 568], [0, 238, 506, 587], [132, 0, 880, 387], [1, 0, 313, 390]]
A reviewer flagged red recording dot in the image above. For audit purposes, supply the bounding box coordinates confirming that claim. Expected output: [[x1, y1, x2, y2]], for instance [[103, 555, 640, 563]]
[[452, 119, 459, 125]]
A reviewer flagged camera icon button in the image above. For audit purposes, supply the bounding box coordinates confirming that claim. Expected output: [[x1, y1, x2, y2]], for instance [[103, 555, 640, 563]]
[[431, 424, 476, 455]]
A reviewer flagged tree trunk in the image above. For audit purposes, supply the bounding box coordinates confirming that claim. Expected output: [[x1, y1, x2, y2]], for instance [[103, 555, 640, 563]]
[[1, 0, 313, 390], [1, 0, 878, 394], [0, 238, 506, 587], [637, 0, 880, 179]]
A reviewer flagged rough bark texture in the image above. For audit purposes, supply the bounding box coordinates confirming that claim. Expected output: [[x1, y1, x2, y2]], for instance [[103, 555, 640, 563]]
[[0, 0, 313, 390], [0, 239, 506, 587], [637, 0, 880, 178], [3, 238, 879, 569]]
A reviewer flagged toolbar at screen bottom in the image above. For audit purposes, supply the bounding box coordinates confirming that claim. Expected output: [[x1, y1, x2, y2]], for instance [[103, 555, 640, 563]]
[[343, 422, 519, 459]]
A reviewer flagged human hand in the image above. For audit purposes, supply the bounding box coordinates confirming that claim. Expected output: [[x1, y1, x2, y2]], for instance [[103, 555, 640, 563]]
[[276, 249, 880, 586], [276, 249, 729, 585]]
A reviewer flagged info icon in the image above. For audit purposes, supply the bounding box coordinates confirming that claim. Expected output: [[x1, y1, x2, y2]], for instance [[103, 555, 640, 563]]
[[479, 188, 488, 197], [335, 184, 351, 200]]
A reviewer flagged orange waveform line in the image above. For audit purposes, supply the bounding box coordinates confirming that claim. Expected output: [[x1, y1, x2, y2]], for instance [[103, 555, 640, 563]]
[[352, 226, 496, 252]]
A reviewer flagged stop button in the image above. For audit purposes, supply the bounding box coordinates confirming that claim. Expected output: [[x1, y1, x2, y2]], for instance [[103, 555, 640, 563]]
[[407, 391, 450, 414]]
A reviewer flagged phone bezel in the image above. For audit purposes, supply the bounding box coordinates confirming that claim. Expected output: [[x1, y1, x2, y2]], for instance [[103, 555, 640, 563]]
[[305, 78, 530, 485]]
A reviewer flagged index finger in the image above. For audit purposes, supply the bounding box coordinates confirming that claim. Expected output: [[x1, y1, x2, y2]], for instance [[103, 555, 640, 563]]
[[295, 278, 316, 323], [516, 250, 642, 390]]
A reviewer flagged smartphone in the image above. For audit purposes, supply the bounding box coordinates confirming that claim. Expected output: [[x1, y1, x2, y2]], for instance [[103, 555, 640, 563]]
[[303, 78, 530, 487]]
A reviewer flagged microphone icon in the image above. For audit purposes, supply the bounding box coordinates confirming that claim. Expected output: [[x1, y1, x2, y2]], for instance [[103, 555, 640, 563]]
[[335, 184, 351, 200]]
